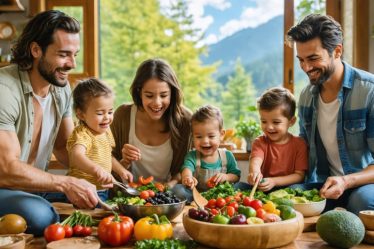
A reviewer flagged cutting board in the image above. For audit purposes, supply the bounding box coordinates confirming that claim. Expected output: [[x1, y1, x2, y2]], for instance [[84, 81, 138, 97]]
[[364, 230, 374, 245], [52, 202, 112, 219], [46, 237, 100, 249], [303, 215, 319, 232]]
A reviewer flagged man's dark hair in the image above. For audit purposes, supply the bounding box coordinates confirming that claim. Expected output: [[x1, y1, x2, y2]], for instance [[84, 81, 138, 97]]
[[11, 10, 80, 70], [286, 14, 343, 56]]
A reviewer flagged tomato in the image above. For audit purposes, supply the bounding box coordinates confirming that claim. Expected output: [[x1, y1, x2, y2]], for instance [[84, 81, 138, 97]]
[[98, 213, 134, 247], [225, 196, 233, 203], [215, 197, 226, 209], [81, 226, 92, 236], [228, 201, 239, 211], [249, 199, 263, 210], [147, 190, 155, 198], [154, 182, 165, 192], [139, 176, 154, 185], [44, 224, 65, 242], [63, 225, 73, 238], [226, 206, 236, 217], [0, 214, 27, 234], [134, 214, 173, 241], [128, 182, 139, 188], [206, 199, 216, 209], [206, 177, 216, 188], [210, 208, 220, 216], [139, 190, 150, 200], [242, 196, 252, 207], [73, 225, 83, 236], [256, 208, 267, 220], [145, 202, 153, 206]]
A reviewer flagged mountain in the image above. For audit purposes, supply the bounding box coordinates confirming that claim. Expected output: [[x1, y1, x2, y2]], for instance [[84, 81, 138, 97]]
[[202, 15, 284, 78]]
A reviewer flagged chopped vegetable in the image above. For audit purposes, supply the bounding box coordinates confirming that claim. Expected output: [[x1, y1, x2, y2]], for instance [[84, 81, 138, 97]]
[[134, 239, 197, 249]]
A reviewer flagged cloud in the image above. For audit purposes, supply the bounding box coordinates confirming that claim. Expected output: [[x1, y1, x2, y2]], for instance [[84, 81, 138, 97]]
[[218, 0, 283, 39]]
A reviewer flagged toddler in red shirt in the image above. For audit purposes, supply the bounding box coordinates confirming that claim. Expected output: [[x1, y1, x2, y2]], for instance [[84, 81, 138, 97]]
[[247, 87, 308, 192]]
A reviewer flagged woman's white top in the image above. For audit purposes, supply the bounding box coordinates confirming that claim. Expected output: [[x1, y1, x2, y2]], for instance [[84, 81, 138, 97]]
[[129, 105, 173, 182], [317, 94, 344, 176]]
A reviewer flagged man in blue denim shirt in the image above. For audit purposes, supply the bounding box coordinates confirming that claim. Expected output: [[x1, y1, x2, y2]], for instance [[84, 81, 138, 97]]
[[287, 14, 374, 215]]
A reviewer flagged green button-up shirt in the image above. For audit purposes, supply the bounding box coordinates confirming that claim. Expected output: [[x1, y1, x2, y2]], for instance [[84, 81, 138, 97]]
[[0, 64, 72, 170]]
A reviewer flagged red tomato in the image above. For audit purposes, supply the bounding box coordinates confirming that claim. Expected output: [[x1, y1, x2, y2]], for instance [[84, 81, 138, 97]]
[[249, 199, 263, 210], [73, 225, 84, 236], [154, 182, 165, 192], [206, 199, 216, 209], [98, 214, 134, 247], [44, 224, 65, 242], [206, 177, 216, 188], [216, 197, 226, 209], [144, 202, 153, 206], [256, 208, 267, 220], [139, 176, 154, 185], [226, 206, 236, 217], [228, 201, 239, 211], [225, 196, 233, 203], [139, 190, 150, 200], [81, 226, 92, 236], [242, 196, 252, 207], [210, 208, 220, 216], [128, 182, 139, 188], [63, 225, 73, 238], [147, 190, 155, 198]]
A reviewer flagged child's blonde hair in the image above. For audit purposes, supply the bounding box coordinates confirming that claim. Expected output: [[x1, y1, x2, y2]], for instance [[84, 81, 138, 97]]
[[191, 105, 223, 130], [257, 87, 296, 120]]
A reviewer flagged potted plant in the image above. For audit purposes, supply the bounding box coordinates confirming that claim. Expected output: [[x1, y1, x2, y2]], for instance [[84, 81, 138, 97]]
[[235, 119, 262, 152]]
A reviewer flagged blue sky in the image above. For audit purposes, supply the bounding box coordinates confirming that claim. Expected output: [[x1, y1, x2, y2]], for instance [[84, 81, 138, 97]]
[[159, 0, 286, 45]]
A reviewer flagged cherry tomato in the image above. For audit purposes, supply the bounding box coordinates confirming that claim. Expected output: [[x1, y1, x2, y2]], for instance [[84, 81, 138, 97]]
[[147, 190, 155, 198], [73, 225, 83, 236], [234, 192, 242, 202], [210, 208, 220, 216], [242, 196, 252, 207], [139, 176, 154, 185], [249, 199, 263, 210], [63, 225, 73, 238], [145, 202, 153, 206], [44, 224, 65, 242], [206, 199, 216, 209], [226, 206, 236, 217], [128, 182, 139, 188], [206, 177, 216, 188], [256, 208, 267, 220], [154, 182, 165, 192], [81, 226, 92, 236], [139, 190, 150, 200], [228, 201, 239, 211], [216, 197, 226, 209], [225, 196, 233, 203]]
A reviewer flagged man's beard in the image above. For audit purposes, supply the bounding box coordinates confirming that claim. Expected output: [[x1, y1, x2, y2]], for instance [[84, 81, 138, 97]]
[[38, 56, 71, 87], [308, 59, 335, 86]]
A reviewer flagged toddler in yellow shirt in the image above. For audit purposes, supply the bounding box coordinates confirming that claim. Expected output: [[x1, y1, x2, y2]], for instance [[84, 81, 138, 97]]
[[67, 78, 133, 201]]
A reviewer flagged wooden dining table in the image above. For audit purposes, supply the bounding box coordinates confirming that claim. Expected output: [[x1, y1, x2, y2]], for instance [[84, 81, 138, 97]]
[[24, 203, 373, 249]]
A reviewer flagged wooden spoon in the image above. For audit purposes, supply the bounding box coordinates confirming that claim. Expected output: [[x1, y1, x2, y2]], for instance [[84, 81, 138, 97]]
[[249, 176, 261, 200], [192, 187, 208, 208]]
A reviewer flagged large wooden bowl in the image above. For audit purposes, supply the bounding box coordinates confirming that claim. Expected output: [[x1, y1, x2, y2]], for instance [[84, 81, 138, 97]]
[[183, 212, 304, 249]]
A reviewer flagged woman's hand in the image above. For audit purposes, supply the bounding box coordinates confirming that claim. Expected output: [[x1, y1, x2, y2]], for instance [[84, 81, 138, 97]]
[[121, 144, 141, 166]]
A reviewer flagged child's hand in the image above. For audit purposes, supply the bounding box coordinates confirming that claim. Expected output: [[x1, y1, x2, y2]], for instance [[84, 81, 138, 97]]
[[258, 177, 275, 192], [96, 169, 113, 187], [118, 168, 134, 183], [121, 144, 141, 165], [182, 176, 197, 188], [247, 171, 263, 185], [212, 173, 228, 184]]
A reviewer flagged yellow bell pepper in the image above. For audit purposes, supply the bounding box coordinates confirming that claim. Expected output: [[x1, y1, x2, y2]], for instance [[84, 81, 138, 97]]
[[134, 214, 173, 241], [263, 201, 277, 213]]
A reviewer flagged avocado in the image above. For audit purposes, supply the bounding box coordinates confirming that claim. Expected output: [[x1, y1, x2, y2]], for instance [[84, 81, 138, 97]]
[[272, 198, 294, 207], [316, 210, 365, 249]]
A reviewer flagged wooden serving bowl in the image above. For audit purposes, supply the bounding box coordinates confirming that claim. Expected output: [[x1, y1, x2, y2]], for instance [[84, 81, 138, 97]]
[[183, 212, 304, 249], [359, 210, 374, 230]]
